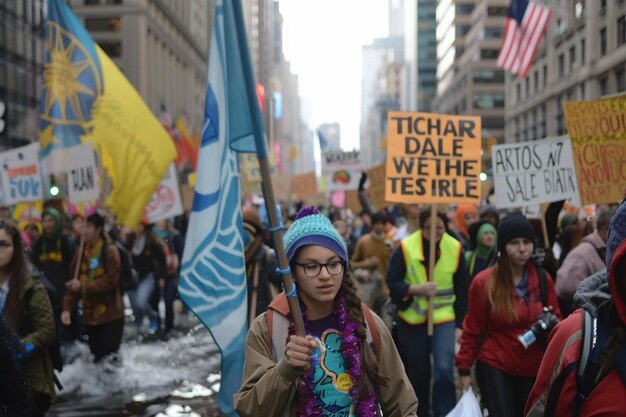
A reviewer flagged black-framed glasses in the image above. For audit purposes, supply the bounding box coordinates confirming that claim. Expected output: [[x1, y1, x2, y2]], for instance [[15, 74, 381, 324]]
[[295, 260, 345, 277]]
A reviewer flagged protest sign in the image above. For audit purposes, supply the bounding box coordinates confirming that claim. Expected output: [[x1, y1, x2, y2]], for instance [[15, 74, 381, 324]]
[[366, 164, 389, 211], [563, 95, 626, 205], [145, 163, 183, 223], [345, 190, 361, 215], [66, 143, 100, 204], [385, 112, 482, 204], [0, 143, 44, 205], [322, 149, 362, 192], [492, 136, 580, 209], [291, 172, 318, 200]]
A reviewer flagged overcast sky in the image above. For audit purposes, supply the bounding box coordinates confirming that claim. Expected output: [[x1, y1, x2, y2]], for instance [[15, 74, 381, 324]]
[[279, 0, 389, 150]]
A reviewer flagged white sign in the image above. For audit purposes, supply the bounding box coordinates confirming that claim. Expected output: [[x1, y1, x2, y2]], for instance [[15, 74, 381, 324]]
[[145, 164, 183, 223], [0, 143, 44, 205], [322, 149, 362, 192], [492, 136, 581, 209], [66, 143, 100, 204]]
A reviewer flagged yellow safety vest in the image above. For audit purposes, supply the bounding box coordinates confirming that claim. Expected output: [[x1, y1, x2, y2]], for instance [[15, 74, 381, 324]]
[[398, 230, 461, 325]]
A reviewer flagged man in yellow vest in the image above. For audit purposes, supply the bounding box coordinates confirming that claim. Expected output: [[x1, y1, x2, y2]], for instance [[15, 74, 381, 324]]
[[386, 208, 469, 417]]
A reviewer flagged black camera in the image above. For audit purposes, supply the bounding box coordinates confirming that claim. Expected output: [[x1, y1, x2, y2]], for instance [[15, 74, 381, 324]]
[[518, 306, 560, 349]]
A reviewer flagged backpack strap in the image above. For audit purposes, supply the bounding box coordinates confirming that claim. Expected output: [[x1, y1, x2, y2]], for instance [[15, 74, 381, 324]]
[[573, 309, 597, 416], [267, 300, 381, 362]]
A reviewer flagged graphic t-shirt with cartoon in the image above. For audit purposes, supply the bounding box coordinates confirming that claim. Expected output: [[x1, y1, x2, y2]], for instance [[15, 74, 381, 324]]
[[307, 315, 355, 417]]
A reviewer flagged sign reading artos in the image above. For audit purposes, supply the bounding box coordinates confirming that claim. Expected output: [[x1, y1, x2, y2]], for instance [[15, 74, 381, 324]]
[[385, 112, 482, 204]]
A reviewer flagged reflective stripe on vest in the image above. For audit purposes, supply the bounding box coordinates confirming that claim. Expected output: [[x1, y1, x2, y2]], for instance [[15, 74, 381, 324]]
[[398, 231, 461, 325]]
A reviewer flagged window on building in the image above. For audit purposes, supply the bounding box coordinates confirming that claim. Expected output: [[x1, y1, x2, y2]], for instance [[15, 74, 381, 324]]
[[534, 71, 539, 91], [480, 49, 500, 59], [600, 0, 607, 14], [600, 28, 607, 55], [520, 115, 527, 142], [483, 116, 505, 130], [618, 16, 626, 47], [581, 39, 586, 64], [569, 46, 576, 70], [575, 0, 585, 19], [616, 69, 625, 92], [456, 4, 475, 15], [599, 77, 609, 96], [526, 77, 530, 96], [543, 65, 548, 86], [484, 27, 504, 39], [97, 41, 122, 57], [555, 18, 566, 35], [530, 110, 537, 140], [516, 83, 522, 101], [473, 69, 505, 84], [556, 97, 566, 135], [487, 6, 508, 16], [558, 54, 565, 76], [456, 25, 471, 37], [85, 17, 122, 32], [472, 92, 505, 110], [538, 104, 546, 138]]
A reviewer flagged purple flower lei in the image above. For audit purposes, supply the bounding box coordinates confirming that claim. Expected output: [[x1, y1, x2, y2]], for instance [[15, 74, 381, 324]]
[[291, 295, 378, 417]]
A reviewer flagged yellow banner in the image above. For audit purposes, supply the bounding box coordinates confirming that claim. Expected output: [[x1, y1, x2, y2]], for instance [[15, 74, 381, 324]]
[[563, 95, 626, 205], [385, 112, 482, 204]]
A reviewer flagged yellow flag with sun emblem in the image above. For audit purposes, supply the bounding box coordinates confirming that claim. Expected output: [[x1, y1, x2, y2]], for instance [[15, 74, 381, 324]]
[[39, 0, 176, 227]]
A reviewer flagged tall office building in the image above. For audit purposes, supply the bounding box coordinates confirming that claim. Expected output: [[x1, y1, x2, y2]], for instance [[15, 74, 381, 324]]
[[505, 0, 626, 143], [68, 0, 210, 130], [403, 0, 438, 112], [434, 0, 508, 140], [0, 0, 46, 150]]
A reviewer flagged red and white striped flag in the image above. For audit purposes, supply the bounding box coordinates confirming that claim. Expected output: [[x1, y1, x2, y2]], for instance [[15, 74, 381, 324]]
[[497, 0, 551, 78]]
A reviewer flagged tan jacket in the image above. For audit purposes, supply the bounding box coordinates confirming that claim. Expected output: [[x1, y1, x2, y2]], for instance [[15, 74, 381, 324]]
[[234, 295, 418, 417]]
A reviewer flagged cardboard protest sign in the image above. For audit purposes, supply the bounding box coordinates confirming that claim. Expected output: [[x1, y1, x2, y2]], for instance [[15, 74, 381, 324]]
[[145, 164, 183, 223], [366, 164, 389, 211], [291, 172, 318, 201], [0, 143, 44, 205], [65, 143, 100, 204], [492, 136, 580, 209], [385, 112, 482, 204], [563, 95, 626, 205], [345, 190, 361, 215], [322, 149, 362, 192]]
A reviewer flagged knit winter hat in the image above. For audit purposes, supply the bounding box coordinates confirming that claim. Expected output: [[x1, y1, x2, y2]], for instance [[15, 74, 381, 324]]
[[497, 212, 535, 251], [284, 206, 348, 262]]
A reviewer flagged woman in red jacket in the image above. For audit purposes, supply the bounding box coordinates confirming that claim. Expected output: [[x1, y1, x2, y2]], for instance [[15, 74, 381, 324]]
[[456, 213, 561, 417]]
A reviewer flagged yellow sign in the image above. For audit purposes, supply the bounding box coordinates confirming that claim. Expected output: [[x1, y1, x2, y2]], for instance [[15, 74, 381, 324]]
[[385, 112, 482, 204], [563, 95, 626, 205]]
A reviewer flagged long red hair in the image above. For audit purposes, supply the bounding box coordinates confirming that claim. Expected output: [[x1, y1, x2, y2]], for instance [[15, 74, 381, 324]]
[[486, 252, 518, 322]]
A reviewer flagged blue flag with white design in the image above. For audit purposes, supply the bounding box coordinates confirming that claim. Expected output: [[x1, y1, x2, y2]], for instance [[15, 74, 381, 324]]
[[178, 1, 266, 416]]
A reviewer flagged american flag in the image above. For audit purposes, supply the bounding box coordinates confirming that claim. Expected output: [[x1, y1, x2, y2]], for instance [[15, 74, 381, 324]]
[[497, 0, 551, 78]]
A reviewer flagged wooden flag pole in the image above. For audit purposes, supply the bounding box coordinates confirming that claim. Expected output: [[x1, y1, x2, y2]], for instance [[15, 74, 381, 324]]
[[258, 158, 305, 337], [427, 204, 437, 336]]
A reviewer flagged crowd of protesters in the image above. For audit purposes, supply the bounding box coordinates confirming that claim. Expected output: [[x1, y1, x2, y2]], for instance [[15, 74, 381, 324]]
[[0, 205, 187, 417]]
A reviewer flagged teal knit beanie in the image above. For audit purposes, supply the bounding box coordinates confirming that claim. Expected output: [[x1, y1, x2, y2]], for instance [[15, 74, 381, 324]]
[[284, 207, 348, 261]]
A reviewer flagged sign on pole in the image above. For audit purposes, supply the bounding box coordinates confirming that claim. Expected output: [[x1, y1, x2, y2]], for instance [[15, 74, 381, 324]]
[[385, 112, 482, 204], [145, 163, 183, 223], [66, 143, 100, 204], [0, 143, 44, 205], [322, 149, 362, 192], [563, 94, 626, 205], [491, 136, 580, 209]]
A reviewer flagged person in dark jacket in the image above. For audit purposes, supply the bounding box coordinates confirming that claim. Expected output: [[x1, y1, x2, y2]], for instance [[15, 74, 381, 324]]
[[465, 220, 497, 281], [61, 213, 124, 362], [0, 313, 32, 417], [127, 222, 166, 333], [30, 208, 76, 342], [525, 200, 626, 417], [456, 213, 561, 417], [1, 220, 56, 416], [242, 206, 280, 323]]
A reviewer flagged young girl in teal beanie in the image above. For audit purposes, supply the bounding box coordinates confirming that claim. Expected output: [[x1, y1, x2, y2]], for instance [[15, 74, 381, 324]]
[[235, 206, 417, 417]]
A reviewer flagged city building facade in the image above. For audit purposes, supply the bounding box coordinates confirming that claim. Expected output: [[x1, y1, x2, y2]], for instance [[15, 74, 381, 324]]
[[505, 0, 626, 143], [0, 0, 46, 150], [68, 0, 210, 131]]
